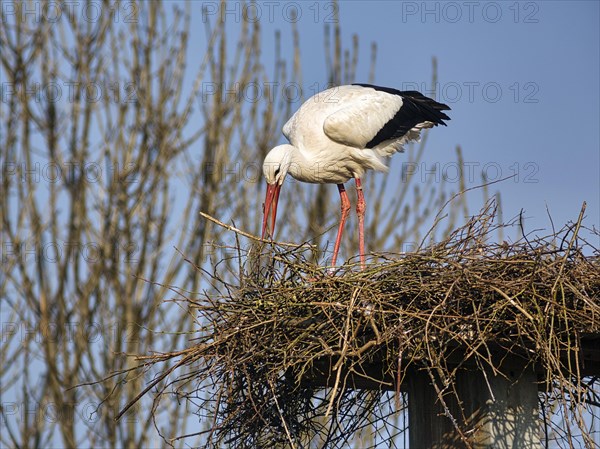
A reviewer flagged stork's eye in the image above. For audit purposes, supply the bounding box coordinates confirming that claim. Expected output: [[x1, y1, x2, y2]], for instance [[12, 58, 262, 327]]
[[274, 168, 280, 177]]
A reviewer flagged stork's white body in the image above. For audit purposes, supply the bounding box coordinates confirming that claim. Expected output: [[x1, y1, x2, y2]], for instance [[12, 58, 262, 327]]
[[261, 83, 450, 268]]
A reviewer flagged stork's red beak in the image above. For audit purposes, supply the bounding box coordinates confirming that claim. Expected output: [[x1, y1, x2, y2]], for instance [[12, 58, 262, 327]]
[[262, 182, 282, 239]]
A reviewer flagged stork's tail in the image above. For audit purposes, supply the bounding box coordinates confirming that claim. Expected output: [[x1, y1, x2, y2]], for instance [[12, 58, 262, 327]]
[[399, 90, 451, 126]]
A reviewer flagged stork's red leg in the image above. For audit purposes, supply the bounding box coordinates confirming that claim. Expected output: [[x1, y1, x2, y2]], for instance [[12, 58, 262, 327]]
[[331, 183, 351, 267], [355, 178, 366, 270]]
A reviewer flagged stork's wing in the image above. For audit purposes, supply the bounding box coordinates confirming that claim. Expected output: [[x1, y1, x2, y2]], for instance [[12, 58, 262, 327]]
[[322, 88, 402, 149], [323, 84, 450, 150]]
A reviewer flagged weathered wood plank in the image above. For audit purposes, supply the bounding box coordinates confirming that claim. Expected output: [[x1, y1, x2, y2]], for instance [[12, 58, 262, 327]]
[[407, 362, 539, 448]]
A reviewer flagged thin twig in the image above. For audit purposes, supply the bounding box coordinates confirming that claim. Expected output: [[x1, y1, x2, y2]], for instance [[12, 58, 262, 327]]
[[200, 211, 317, 248]]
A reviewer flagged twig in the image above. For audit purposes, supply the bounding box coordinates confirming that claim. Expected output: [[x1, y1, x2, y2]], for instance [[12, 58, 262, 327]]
[[269, 380, 296, 448], [199, 211, 316, 248], [552, 202, 586, 295], [420, 174, 516, 249]]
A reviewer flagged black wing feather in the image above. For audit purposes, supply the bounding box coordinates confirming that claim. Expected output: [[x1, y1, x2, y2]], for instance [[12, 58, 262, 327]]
[[353, 83, 451, 149]]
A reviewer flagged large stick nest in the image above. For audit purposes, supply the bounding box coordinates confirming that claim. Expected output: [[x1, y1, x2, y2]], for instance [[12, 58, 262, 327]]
[[125, 203, 600, 448]]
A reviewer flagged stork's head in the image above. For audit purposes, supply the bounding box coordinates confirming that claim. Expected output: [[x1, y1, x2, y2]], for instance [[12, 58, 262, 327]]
[[262, 144, 294, 239]]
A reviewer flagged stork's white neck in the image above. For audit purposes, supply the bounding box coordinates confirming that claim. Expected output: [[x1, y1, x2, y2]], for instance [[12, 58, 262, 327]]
[[286, 145, 314, 182]]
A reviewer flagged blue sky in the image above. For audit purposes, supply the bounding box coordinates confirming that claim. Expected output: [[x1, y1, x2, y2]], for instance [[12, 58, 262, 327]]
[[202, 0, 600, 240]]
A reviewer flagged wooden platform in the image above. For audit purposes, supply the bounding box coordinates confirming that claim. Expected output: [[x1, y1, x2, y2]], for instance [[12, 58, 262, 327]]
[[301, 335, 600, 448], [304, 335, 600, 392]]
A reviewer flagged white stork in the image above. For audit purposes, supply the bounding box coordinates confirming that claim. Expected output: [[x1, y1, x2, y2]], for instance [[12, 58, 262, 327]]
[[261, 83, 450, 269]]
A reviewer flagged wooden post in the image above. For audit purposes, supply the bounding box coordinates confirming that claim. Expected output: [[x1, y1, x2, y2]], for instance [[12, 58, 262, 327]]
[[407, 361, 539, 448]]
